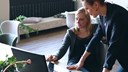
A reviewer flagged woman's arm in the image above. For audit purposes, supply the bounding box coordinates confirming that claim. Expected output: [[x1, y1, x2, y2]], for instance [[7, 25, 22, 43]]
[[47, 29, 71, 62], [76, 51, 91, 70], [55, 29, 71, 60]]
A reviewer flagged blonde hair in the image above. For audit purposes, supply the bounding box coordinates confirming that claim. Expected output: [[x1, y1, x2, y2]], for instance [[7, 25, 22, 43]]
[[73, 7, 93, 34]]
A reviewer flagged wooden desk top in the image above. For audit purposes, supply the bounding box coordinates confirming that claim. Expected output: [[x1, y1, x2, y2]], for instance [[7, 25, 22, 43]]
[[0, 43, 13, 61]]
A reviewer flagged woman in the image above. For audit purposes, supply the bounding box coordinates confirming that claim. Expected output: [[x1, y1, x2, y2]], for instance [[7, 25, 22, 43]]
[[70, 0, 128, 72], [47, 7, 103, 72]]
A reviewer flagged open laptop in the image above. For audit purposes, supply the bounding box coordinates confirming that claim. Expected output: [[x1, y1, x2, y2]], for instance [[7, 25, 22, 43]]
[[11, 47, 49, 72]]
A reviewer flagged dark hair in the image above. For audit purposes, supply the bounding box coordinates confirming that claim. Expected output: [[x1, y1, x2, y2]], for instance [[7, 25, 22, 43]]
[[86, 0, 105, 5]]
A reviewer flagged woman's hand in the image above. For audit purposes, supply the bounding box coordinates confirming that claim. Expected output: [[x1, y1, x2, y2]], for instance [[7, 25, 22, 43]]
[[46, 55, 58, 62], [66, 62, 84, 70], [66, 65, 77, 70], [102, 68, 110, 72]]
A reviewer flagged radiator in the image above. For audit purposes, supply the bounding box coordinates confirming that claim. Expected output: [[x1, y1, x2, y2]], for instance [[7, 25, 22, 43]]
[[9, 0, 75, 20]]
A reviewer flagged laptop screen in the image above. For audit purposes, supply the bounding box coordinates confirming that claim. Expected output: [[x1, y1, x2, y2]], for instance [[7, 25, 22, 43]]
[[11, 47, 49, 72]]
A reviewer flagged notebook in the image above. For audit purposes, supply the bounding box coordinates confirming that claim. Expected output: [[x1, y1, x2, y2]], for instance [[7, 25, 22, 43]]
[[11, 47, 49, 72]]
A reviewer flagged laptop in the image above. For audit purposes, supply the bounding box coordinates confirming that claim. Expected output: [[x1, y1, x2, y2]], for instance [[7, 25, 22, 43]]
[[11, 47, 49, 72]]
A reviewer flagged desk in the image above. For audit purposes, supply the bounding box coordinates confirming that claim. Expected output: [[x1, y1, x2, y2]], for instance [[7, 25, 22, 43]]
[[52, 62, 82, 72], [53, 62, 69, 72], [0, 43, 13, 61]]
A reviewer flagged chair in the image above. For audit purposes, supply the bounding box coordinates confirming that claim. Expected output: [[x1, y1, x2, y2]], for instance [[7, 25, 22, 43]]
[[0, 33, 18, 47], [0, 20, 20, 43]]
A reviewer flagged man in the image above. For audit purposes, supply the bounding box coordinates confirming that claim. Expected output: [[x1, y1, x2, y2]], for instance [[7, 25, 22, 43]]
[[68, 0, 128, 72]]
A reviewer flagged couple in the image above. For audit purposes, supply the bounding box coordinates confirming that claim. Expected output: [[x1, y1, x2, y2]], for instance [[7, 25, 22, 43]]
[[47, 0, 128, 72]]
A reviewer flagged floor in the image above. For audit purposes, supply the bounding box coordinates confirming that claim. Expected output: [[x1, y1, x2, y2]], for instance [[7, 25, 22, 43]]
[[17, 27, 119, 72], [17, 27, 67, 56]]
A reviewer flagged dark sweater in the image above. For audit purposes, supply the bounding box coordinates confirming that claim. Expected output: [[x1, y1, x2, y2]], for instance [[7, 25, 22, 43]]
[[56, 28, 103, 71]]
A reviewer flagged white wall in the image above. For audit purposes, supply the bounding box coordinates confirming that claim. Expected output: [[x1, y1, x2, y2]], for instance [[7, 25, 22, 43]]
[[0, 0, 9, 23], [76, 0, 82, 9]]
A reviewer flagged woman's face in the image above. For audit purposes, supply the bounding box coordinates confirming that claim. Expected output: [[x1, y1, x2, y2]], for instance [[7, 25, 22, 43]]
[[81, 0, 99, 18], [75, 13, 89, 29]]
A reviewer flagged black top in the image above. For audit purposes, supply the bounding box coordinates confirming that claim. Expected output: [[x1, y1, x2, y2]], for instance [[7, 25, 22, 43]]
[[70, 35, 93, 63], [55, 28, 104, 71]]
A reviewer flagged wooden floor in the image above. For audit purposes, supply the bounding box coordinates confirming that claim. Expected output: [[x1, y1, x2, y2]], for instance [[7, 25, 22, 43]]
[[17, 27, 67, 56], [17, 27, 119, 72]]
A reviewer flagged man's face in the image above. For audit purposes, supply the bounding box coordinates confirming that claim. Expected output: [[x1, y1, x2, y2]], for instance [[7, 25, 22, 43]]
[[81, 0, 99, 18]]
